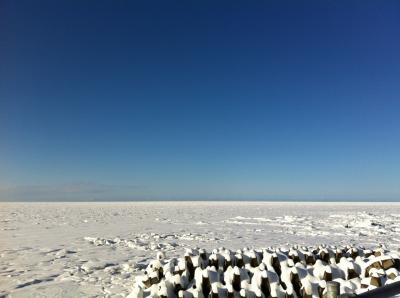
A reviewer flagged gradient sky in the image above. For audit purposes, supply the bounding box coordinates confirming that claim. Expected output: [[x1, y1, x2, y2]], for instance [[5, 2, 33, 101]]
[[1, 0, 400, 201]]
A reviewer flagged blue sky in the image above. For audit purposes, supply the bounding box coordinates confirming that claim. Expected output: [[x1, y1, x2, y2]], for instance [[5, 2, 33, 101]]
[[1, 0, 399, 201]]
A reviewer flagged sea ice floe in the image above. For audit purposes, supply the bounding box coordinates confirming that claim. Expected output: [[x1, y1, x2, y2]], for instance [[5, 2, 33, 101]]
[[84, 232, 225, 252]]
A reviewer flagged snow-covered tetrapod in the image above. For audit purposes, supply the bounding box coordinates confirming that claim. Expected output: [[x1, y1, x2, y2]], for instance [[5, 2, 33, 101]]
[[129, 245, 400, 297]]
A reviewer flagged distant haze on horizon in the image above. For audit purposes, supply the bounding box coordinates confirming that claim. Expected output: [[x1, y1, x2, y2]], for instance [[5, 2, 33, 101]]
[[1, 0, 400, 202]]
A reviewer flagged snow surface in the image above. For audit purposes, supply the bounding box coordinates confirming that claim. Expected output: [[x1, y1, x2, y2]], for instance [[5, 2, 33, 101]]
[[1, 201, 400, 297]]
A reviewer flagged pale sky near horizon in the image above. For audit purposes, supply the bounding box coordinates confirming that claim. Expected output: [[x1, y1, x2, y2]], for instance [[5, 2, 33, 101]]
[[1, 0, 400, 201]]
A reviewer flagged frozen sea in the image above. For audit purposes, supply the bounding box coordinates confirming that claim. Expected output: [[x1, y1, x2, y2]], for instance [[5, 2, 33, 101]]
[[1, 201, 400, 297]]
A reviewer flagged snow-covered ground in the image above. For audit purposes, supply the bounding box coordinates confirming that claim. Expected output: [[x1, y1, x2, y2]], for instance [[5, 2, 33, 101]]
[[1, 201, 400, 297]]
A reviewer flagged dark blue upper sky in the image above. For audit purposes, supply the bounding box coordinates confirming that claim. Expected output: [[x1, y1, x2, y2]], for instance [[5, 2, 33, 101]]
[[1, 0, 399, 201]]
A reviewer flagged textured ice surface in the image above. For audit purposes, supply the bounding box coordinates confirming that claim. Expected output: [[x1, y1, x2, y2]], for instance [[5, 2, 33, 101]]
[[1, 202, 400, 297]]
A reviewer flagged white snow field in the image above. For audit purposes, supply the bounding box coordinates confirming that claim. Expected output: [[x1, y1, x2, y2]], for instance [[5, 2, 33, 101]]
[[1, 201, 400, 297]]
